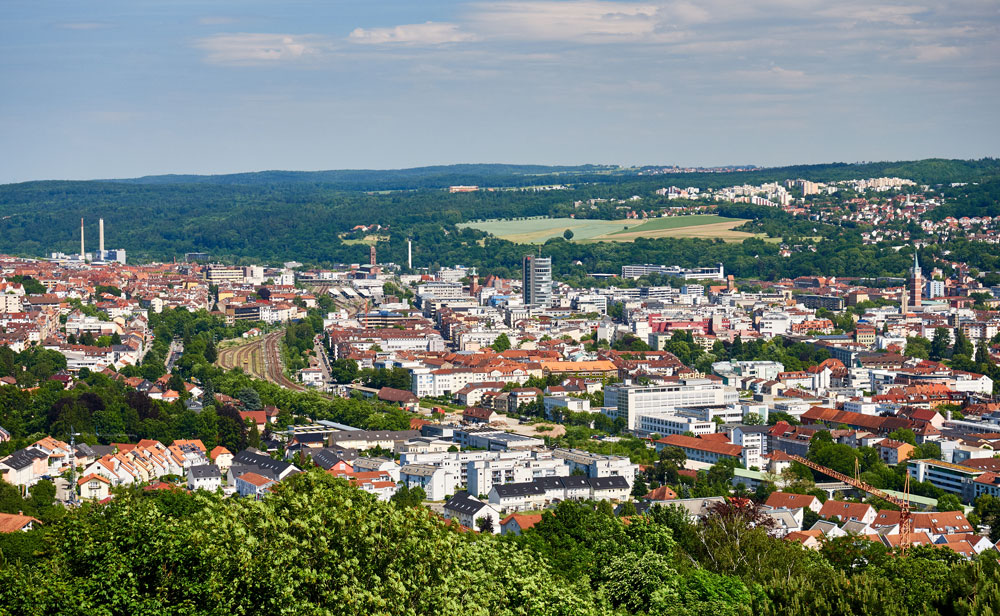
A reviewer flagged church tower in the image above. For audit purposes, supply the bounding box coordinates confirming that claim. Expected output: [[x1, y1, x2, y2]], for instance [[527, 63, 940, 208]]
[[908, 252, 923, 308]]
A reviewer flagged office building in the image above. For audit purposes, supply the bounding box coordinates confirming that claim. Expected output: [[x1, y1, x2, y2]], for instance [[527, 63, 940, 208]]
[[522, 255, 552, 307], [604, 378, 738, 431]]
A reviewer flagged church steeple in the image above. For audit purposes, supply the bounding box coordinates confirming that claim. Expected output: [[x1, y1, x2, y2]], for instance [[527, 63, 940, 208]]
[[908, 250, 923, 308]]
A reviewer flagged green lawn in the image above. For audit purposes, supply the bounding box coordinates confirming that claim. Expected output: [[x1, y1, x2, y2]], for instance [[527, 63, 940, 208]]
[[608, 214, 744, 234]]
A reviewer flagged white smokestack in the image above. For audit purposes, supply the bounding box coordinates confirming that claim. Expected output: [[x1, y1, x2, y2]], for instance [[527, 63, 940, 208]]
[[408, 239, 412, 269], [99, 218, 105, 256], [80, 218, 85, 258]]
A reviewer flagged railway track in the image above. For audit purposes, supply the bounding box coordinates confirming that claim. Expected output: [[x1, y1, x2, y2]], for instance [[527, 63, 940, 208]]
[[216, 331, 305, 391]]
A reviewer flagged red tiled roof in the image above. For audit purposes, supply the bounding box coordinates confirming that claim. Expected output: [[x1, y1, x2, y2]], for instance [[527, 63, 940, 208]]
[[656, 434, 741, 457], [819, 500, 873, 522], [644, 486, 677, 501], [500, 513, 543, 532], [765, 492, 819, 511], [238, 472, 275, 488], [0, 512, 42, 533]]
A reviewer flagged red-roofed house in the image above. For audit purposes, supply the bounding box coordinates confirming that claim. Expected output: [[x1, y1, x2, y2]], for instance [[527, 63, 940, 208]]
[[973, 471, 1000, 499], [235, 471, 276, 499], [210, 446, 234, 474], [765, 492, 822, 514], [643, 486, 678, 502], [500, 513, 543, 536], [463, 407, 498, 424], [238, 411, 268, 431], [876, 439, 915, 465], [819, 500, 876, 524], [0, 512, 41, 533], [78, 473, 111, 500]]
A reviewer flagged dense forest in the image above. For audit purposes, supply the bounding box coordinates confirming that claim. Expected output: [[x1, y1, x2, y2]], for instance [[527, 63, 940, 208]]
[[2, 470, 999, 616], [0, 159, 998, 277]]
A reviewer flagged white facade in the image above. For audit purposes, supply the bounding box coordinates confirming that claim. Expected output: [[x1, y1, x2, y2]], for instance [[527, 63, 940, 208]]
[[466, 457, 569, 498], [636, 412, 715, 437], [605, 379, 738, 431]]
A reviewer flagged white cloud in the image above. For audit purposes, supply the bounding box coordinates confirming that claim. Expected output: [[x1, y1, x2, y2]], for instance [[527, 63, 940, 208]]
[[466, 1, 661, 41], [911, 44, 961, 62], [349, 21, 475, 45], [818, 4, 926, 26], [195, 33, 331, 64]]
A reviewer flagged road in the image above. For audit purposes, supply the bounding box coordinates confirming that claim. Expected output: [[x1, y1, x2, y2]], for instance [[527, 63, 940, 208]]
[[217, 331, 306, 391], [313, 337, 333, 385], [165, 338, 184, 371]]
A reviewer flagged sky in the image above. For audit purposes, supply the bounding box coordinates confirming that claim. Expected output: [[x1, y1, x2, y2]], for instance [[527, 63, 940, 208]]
[[1, 0, 998, 183]]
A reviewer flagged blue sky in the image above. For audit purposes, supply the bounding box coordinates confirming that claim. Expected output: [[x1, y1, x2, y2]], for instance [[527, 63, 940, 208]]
[[1, 0, 998, 183]]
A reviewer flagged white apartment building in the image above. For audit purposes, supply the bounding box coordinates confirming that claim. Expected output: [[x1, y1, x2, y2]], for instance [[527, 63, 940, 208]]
[[410, 365, 533, 397], [399, 449, 535, 490], [636, 413, 715, 437], [543, 396, 592, 419], [466, 456, 569, 498], [551, 448, 638, 487], [604, 379, 738, 431]]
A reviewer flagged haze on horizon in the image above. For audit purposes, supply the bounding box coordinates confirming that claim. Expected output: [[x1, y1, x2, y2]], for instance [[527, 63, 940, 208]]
[[1, 0, 998, 184]]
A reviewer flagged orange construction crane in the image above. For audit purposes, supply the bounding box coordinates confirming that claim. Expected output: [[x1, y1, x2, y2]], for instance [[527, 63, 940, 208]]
[[788, 454, 912, 551]]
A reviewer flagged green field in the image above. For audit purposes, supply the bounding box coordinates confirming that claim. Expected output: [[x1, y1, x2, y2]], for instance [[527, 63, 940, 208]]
[[608, 214, 744, 234], [459, 217, 630, 243], [459, 215, 754, 244]]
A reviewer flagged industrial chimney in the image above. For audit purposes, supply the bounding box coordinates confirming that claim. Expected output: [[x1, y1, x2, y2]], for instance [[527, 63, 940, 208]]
[[407, 239, 412, 269], [80, 218, 85, 258], [369, 245, 376, 266], [99, 218, 105, 259]]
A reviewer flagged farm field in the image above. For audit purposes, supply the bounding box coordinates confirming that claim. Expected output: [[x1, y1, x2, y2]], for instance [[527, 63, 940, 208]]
[[459, 215, 753, 243]]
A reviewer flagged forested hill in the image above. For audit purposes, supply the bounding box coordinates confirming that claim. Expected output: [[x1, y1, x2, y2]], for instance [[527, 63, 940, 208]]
[[93, 158, 1000, 192], [108, 163, 617, 191], [0, 158, 997, 274]]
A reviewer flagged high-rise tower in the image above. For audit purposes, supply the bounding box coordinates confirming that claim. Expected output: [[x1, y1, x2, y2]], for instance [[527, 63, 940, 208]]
[[522, 255, 552, 307], [909, 252, 923, 308]]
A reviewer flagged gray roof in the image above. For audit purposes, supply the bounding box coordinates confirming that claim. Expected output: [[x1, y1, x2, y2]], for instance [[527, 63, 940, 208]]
[[74, 443, 97, 458], [91, 445, 116, 457], [560, 476, 592, 490], [493, 482, 545, 498], [312, 448, 359, 470], [445, 491, 488, 515], [189, 464, 221, 479], [329, 430, 420, 444], [400, 464, 440, 477], [232, 449, 296, 480], [1, 448, 47, 470], [534, 476, 569, 491], [589, 476, 630, 491]]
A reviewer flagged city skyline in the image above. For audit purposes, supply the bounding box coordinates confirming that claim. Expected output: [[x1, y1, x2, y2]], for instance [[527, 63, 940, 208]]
[[2, 0, 999, 184]]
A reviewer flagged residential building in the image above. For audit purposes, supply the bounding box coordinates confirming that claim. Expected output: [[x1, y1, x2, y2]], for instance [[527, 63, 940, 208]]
[[188, 464, 222, 491], [443, 491, 502, 533]]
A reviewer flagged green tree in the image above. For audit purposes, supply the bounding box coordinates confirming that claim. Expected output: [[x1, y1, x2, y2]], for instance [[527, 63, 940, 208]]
[[491, 333, 512, 352], [935, 493, 964, 512], [930, 327, 950, 360], [905, 336, 931, 359], [236, 387, 262, 411], [215, 404, 248, 453], [329, 358, 359, 384], [953, 329, 974, 358], [888, 428, 917, 446], [562, 229, 574, 240]]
